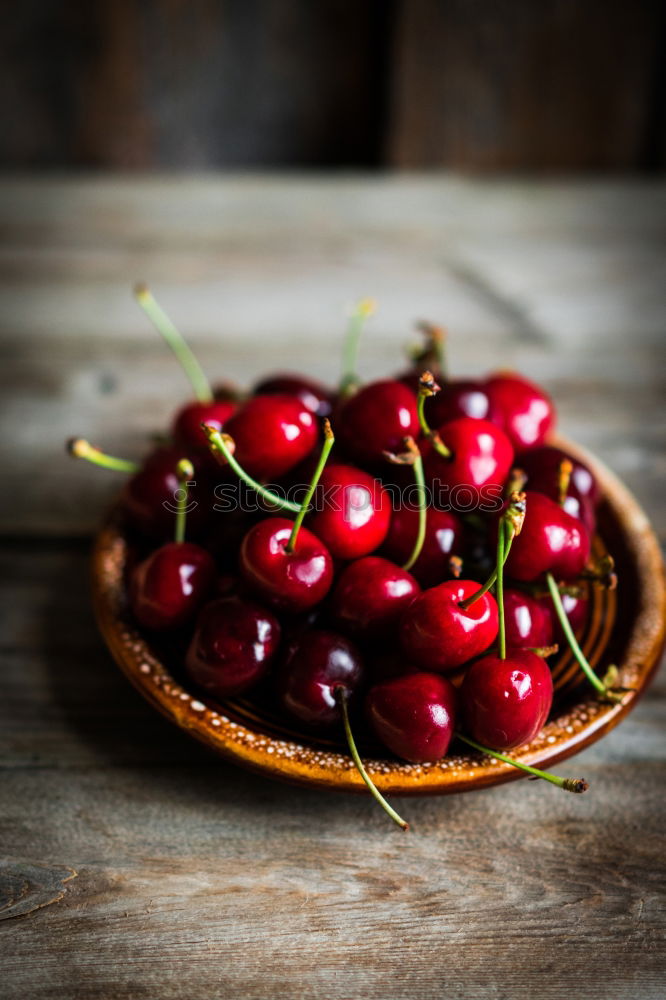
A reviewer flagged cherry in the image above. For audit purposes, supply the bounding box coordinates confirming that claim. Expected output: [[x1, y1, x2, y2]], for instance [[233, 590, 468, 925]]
[[423, 417, 514, 509], [460, 649, 553, 750], [366, 672, 457, 763], [519, 445, 599, 506], [224, 394, 318, 480], [253, 372, 333, 417], [330, 556, 420, 639], [544, 588, 589, 641], [240, 518, 333, 613], [503, 588, 555, 649], [503, 491, 590, 582], [336, 380, 419, 467], [382, 505, 463, 587], [307, 464, 391, 560], [130, 541, 215, 630], [123, 446, 210, 539], [186, 595, 281, 698], [172, 399, 237, 455], [277, 630, 364, 728], [485, 372, 555, 451], [400, 580, 498, 672]]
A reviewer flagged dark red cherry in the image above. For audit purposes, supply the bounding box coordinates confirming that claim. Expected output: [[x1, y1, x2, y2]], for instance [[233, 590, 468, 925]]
[[540, 589, 589, 643], [400, 580, 498, 672], [172, 399, 237, 455], [366, 672, 457, 763], [485, 372, 555, 451], [460, 649, 553, 750], [277, 630, 364, 727], [423, 418, 514, 509], [518, 445, 600, 506], [504, 588, 554, 649], [224, 394, 318, 480], [130, 541, 215, 630], [307, 464, 391, 560], [503, 491, 590, 582], [336, 380, 419, 467], [253, 372, 333, 417], [185, 596, 281, 698], [382, 505, 463, 587], [427, 379, 490, 425], [330, 556, 420, 639], [239, 517, 333, 612], [122, 446, 209, 539]]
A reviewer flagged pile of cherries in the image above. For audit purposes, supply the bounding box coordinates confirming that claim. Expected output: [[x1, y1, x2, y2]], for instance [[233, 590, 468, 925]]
[[70, 288, 623, 829]]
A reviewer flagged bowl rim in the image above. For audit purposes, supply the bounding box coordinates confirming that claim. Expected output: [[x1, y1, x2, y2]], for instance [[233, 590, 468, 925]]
[[91, 436, 666, 796]]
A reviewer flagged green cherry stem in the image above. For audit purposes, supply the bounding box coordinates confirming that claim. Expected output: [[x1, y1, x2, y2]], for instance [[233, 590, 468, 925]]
[[545, 572, 615, 698], [285, 419, 335, 553], [417, 372, 452, 459], [134, 283, 213, 404], [340, 298, 376, 396], [174, 458, 194, 544], [335, 688, 410, 831], [67, 438, 139, 474], [402, 443, 427, 572], [458, 521, 514, 611], [201, 424, 301, 514], [457, 734, 589, 793]]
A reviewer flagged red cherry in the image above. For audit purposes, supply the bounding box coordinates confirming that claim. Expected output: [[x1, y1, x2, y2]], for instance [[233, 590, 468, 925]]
[[277, 630, 364, 727], [504, 588, 554, 649], [130, 541, 215, 630], [485, 372, 555, 451], [330, 556, 420, 639], [519, 445, 599, 506], [239, 517, 333, 613], [539, 589, 589, 644], [172, 400, 237, 455], [224, 395, 318, 480], [366, 672, 457, 763], [400, 580, 498, 671], [185, 596, 281, 698], [460, 649, 553, 750], [307, 464, 391, 560], [253, 372, 333, 417], [122, 447, 209, 539], [427, 379, 490, 425], [336, 380, 419, 466], [503, 491, 590, 582], [382, 505, 463, 587], [423, 418, 514, 509]]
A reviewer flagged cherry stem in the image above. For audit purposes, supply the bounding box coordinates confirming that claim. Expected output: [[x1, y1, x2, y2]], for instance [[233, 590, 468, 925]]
[[497, 519, 507, 659], [201, 424, 301, 514], [174, 458, 194, 544], [557, 459, 573, 506], [402, 445, 427, 572], [457, 734, 589, 793], [66, 438, 139, 474], [458, 521, 514, 611], [417, 375, 452, 459], [335, 688, 409, 832], [134, 283, 213, 404], [340, 298, 376, 395], [413, 321, 446, 378], [286, 419, 335, 553], [545, 572, 612, 697]]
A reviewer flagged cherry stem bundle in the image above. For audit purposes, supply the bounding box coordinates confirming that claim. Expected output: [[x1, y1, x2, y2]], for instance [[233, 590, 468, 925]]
[[340, 298, 376, 395], [174, 458, 194, 544], [417, 372, 452, 459], [67, 438, 139, 474], [286, 419, 335, 553], [134, 283, 213, 404], [202, 424, 301, 514], [335, 688, 409, 831], [457, 734, 589, 793]]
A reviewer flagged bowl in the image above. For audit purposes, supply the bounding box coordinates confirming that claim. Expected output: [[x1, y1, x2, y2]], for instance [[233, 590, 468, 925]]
[[92, 437, 665, 795]]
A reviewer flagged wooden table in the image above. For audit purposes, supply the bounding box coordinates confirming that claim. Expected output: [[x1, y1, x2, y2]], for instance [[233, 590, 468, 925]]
[[1, 176, 664, 999]]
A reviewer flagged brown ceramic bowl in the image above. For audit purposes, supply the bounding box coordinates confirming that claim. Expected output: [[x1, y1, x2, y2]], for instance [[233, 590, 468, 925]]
[[92, 437, 665, 795]]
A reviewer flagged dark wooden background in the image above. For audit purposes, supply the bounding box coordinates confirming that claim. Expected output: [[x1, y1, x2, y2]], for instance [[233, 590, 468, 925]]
[[2, 0, 665, 171]]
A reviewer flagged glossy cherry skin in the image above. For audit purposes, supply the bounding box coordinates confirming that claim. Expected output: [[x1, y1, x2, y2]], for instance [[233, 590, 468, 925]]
[[253, 372, 333, 417], [519, 445, 599, 506], [172, 399, 237, 455], [224, 394, 318, 480], [485, 372, 555, 451], [330, 556, 420, 639], [130, 541, 216, 630], [122, 447, 209, 539], [382, 505, 463, 587], [428, 379, 490, 425], [307, 464, 391, 560], [277, 630, 364, 727], [336, 380, 419, 467], [185, 596, 281, 699], [239, 518, 334, 613], [400, 580, 499, 672], [366, 672, 457, 763], [424, 418, 514, 509], [504, 589, 554, 649], [540, 590, 589, 643], [504, 491, 590, 582], [460, 650, 553, 750]]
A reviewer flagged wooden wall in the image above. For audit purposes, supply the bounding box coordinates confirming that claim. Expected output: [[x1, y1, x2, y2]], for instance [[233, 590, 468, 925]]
[[1, 0, 664, 170]]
